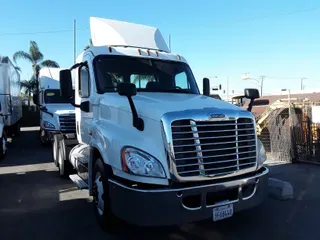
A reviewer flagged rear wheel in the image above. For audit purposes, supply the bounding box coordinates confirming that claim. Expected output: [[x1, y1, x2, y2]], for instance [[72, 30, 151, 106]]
[[92, 158, 123, 232]]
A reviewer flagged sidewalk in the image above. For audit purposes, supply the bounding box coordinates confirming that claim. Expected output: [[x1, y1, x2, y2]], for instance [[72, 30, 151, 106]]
[[266, 161, 320, 201]]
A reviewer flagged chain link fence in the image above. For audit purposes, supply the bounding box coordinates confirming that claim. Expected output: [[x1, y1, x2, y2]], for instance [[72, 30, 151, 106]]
[[292, 102, 320, 163], [257, 100, 320, 163], [258, 105, 294, 162]]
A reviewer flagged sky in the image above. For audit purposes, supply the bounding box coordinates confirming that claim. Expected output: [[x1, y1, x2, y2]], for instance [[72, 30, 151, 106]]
[[1, 0, 320, 97]]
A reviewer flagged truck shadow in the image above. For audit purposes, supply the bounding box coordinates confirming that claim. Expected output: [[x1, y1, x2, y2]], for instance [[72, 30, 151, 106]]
[[0, 168, 292, 240], [0, 126, 52, 167], [0, 169, 209, 240]]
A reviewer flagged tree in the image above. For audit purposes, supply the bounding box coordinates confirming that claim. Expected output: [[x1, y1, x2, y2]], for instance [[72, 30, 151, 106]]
[[15, 66, 21, 72], [21, 76, 37, 108], [84, 38, 93, 50], [13, 40, 60, 93]]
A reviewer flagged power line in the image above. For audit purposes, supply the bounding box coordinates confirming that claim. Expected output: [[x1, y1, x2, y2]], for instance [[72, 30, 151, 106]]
[[0, 28, 88, 36], [222, 6, 320, 25], [1, 6, 319, 36]]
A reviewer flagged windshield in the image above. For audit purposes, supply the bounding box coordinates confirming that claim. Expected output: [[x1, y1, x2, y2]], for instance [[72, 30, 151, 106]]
[[44, 89, 73, 104], [93, 55, 200, 94]]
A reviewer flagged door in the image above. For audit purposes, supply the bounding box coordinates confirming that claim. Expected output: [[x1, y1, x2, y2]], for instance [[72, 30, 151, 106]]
[[75, 56, 93, 144]]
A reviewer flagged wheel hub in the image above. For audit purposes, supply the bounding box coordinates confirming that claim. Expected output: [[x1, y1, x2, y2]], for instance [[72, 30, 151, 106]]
[[94, 173, 104, 215]]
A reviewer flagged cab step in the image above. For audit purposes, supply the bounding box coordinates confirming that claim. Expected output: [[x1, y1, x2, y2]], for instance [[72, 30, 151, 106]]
[[69, 174, 88, 190]]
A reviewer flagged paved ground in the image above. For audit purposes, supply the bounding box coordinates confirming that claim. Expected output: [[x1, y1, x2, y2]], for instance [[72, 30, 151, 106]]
[[0, 127, 320, 240]]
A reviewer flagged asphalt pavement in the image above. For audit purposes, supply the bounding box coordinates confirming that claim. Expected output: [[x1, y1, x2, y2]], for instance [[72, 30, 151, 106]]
[[0, 127, 319, 240]]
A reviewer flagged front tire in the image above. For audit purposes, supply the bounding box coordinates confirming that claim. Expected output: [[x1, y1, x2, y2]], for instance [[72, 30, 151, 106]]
[[92, 158, 123, 232], [13, 123, 21, 137], [57, 140, 73, 178], [52, 134, 63, 167], [39, 128, 50, 147], [0, 136, 7, 161]]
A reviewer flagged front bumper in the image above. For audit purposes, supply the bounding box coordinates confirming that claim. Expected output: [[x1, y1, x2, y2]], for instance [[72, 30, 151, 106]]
[[108, 166, 269, 226]]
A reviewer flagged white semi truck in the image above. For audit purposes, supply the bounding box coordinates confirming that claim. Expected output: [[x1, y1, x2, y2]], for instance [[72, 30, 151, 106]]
[[33, 68, 76, 147], [0, 56, 22, 159], [55, 17, 269, 231]]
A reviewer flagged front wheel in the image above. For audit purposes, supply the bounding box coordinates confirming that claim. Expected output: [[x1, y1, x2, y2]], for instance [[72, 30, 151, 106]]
[[57, 140, 73, 178], [39, 128, 50, 147], [92, 158, 123, 232], [13, 123, 21, 137], [0, 136, 7, 161], [52, 134, 63, 167]]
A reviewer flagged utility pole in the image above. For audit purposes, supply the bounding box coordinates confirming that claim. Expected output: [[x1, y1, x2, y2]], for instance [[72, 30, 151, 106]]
[[260, 76, 265, 97], [300, 78, 307, 90], [168, 34, 171, 52], [226, 76, 229, 101], [73, 19, 76, 64]]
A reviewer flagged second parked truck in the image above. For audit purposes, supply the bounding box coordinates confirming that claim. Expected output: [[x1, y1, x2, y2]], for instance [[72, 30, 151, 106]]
[[55, 17, 269, 231]]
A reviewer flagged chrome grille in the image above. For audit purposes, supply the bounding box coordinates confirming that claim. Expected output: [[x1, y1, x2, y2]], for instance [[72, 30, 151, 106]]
[[171, 118, 256, 177], [59, 114, 76, 133]]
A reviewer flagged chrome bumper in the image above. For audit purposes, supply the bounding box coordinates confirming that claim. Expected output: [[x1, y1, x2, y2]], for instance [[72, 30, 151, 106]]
[[108, 167, 269, 226]]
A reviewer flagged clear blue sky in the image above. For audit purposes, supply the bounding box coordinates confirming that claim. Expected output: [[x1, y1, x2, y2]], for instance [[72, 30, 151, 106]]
[[1, 0, 320, 96]]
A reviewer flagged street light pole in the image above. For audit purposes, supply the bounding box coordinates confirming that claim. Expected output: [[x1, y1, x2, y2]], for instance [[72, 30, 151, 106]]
[[260, 76, 265, 97], [300, 78, 307, 90], [281, 88, 293, 160], [242, 73, 265, 96]]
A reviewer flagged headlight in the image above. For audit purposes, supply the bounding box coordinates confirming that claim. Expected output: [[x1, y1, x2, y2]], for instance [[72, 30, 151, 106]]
[[121, 147, 166, 178], [43, 121, 55, 129], [257, 139, 267, 168]]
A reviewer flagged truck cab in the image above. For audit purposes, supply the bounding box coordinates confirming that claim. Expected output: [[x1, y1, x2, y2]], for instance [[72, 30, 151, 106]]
[[55, 17, 269, 231], [34, 68, 76, 145]]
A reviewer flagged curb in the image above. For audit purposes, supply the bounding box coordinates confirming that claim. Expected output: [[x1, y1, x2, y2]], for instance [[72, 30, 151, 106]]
[[268, 177, 294, 200]]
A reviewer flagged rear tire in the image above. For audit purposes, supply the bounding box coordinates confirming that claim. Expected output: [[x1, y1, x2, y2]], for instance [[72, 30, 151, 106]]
[[92, 158, 123, 232]]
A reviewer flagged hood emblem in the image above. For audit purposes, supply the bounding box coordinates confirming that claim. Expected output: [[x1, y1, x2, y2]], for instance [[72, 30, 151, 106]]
[[209, 114, 226, 120]]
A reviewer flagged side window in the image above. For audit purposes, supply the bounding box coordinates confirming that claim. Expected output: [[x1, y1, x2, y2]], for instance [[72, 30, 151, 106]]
[[130, 74, 155, 88], [79, 66, 90, 98], [175, 72, 189, 89]]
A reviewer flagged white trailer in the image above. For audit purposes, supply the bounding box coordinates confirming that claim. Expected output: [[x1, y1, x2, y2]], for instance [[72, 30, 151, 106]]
[[0, 56, 22, 159], [55, 17, 269, 231], [33, 67, 76, 146]]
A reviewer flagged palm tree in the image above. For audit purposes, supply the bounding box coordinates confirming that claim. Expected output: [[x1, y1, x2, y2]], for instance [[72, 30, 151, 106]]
[[21, 76, 37, 108], [13, 40, 59, 93], [15, 66, 21, 72]]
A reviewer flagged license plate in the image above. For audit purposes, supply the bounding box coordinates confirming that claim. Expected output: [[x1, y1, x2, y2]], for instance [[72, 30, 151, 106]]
[[213, 204, 234, 221]]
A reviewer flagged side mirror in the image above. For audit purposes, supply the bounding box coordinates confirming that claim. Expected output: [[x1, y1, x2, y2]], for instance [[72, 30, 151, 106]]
[[117, 82, 144, 131], [60, 69, 73, 98], [244, 88, 260, 112], [203, 78, 210, 96], [118, 82, 137, 97], [33, 93, 39, 105], [244, 88, 260, 99], [80, 101, 90, 112]]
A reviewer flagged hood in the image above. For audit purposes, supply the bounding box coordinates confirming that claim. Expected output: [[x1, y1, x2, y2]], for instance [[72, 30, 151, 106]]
[[104, 92, 247, 121], [42, 104, 75, 115]]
